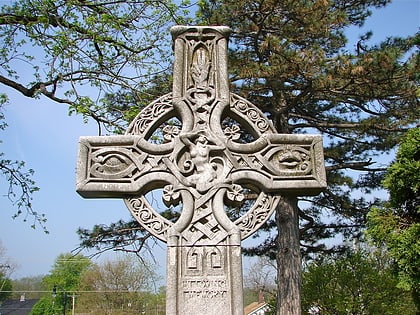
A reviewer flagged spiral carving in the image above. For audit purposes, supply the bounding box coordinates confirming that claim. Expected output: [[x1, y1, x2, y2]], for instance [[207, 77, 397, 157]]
[[230, 94, 271, 133], [127, 93, 173, 135], [234, 193, 279, 239], [126, 197, 172, 242]]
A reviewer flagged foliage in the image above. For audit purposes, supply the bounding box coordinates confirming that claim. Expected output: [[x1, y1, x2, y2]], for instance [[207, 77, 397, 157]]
[[70, 8, 420, 313], [244, 256, 276, 290], [76, 199, 180, 257], [0, 240, 15, 302], [301, 250, 416, 315], [0, 275, 12, 303], [30, 298, 55, 315], [98, 72, 174, 134], [11, 275, 44, 299], [30, 253, 163, 315], [382, 127, 420, 216], [0, 0, 189, 228], [196, 1, 418, 312], [0, 0, 418, 312], [30, 253, 92, 315], [0, 0, 191, 131], [76, 219, 151, 257], [42, 253, 92, 291], [0, 0, 416, 258], [76, 255, 161, 314], [367, 127, 420, 310], [0, 95, 46, 231], [0, 241, 15, 273], [242, 257, 277, 313]]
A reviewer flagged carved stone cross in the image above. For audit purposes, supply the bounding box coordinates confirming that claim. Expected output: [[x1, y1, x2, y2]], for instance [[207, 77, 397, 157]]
[[76, 26, 326, 315]]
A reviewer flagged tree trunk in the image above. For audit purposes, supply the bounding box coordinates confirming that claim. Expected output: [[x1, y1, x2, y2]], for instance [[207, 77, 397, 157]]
[[276, 196, 301, 315]]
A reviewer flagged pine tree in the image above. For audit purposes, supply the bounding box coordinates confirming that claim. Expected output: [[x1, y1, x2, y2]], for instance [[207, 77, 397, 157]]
[[367, 128, 420, 312]]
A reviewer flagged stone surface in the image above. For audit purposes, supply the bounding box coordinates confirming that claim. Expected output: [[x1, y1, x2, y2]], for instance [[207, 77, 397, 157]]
[[76, 25, 326, 315]]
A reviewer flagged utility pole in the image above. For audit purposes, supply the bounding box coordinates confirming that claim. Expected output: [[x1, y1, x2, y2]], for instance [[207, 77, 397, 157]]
[[71, 293, 76, 315], [52, 285, 68, 315]]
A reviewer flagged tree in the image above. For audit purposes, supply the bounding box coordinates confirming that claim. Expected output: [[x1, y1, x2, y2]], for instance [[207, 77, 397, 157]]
[[30, 253, 92, 315], [0, 241, 15, 303], [0, 94, 48, 233], [196, 1, 419, 313], [367, 127, 420, 312], [243, 257, 278, 313], [243, 257, 276, 307], [12, 275, 44, 299], [0, 0, 190, 131], [301, 250, 416, 315], [0, 0, 184, 103], [76, 255, 161, 314], [0, 276, 12, 304], [74, 2, 419, 313], [0, 0, 190, 228], [244, 256, 276, 289], [0, 95, 47, 231]]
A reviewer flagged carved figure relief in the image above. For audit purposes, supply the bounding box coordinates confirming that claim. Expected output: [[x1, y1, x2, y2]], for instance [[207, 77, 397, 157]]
[[180, 131, 224, 193]]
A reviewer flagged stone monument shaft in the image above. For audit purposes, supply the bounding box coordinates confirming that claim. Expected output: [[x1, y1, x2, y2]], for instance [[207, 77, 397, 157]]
[[76, 26, 326, 315]]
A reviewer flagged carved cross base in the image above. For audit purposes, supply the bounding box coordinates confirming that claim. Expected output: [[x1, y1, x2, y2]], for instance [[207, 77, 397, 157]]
[[167, 243, 243, 315]]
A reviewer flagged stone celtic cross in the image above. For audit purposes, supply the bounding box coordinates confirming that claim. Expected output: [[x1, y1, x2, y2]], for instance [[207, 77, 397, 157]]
[[76, 26, 326, 315]]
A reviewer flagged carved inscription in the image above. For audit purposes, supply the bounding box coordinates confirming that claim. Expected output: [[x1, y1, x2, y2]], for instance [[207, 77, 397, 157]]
[[183, 277, 228, 299]]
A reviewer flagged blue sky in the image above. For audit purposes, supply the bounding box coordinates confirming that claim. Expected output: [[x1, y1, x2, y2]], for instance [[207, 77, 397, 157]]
[[1, 0, 419, 280]]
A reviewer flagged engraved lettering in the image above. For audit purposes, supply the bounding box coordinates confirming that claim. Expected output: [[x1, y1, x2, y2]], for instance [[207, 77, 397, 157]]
[[184, 290, 228, 299], [182, 278, 227, 289]]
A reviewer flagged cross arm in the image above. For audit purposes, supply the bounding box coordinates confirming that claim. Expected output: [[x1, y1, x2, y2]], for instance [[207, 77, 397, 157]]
[[228, 134, 327, 195], [76, 136, 175, 198]]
